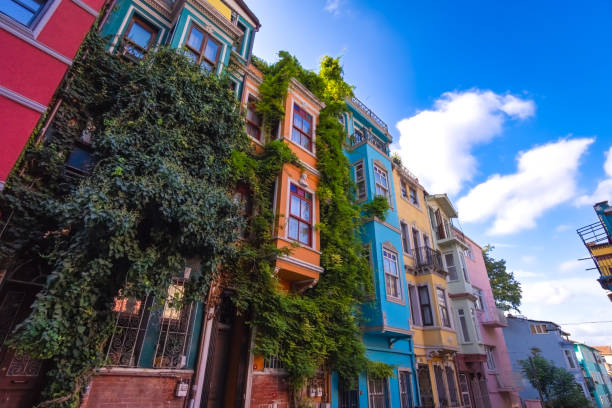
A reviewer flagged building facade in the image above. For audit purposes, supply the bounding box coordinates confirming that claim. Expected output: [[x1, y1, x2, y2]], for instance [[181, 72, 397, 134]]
[[503, 316, 591, 407], [593, 346, 612, 380], [577, 200, 612, 302], [331, 98, 418, 407], [392, 161, 463, 408], [0, 0, 105, 188], [575, 343, 612, 408], [461, 234, 521, 408]]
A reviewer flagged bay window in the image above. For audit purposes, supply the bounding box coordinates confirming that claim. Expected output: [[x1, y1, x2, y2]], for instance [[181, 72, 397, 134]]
[[418, 286, 433, 326], [436, 287, 451, 328], [374, 165, 389, 198], [291, 104, 313, 151], [383, 249, 401, 299], [288, 184, 313, 246]]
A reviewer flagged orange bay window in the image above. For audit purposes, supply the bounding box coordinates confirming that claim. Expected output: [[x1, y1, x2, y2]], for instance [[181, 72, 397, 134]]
[[288, 184, 312, 246]]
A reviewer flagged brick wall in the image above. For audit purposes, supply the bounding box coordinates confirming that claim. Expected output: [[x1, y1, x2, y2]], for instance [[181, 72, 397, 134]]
[[250, 373, 291, 408], [81, 370, 192, 408]]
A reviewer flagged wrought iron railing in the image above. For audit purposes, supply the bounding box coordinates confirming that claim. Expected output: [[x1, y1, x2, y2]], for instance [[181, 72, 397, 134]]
[[349, 96, 388, 130], [577, 220, 610, 246], [415, 246, 444, 272], [348, 128, 389, 155]]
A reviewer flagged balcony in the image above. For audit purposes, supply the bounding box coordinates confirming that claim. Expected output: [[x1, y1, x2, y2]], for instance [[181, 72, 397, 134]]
[[348, 128, 389, 155], [415, 246, 445, 275], [349, 96, 388, 131], [481, 308, 508, 328], [435, 224, 468, 250]]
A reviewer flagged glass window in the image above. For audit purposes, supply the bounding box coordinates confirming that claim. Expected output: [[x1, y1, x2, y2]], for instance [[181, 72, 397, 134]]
[[458, 374, 472, 408], [408, 285, 421, 326], [458, 308, 471, 342], [564, 350, 577, 369], [485, 346, 497, 370], [409, 186, 418, 206], [471, 308, 481, 341], [288, 184, 313, 246], [459, 252, 469, 281], [400, 181, 407, 198], [383, 249, 401, 299], [1, 0, 47, 27], [354, 162, 367, 201], [368, 377, 389, 408], [434, 365, 449, 407], [123, 17, 157, 59], [246, 96, 262, 140], [418, 286, 433, 326], [185, 24, 222, 72], [445, 253, 458, 280], [400, 222, 411, 254], [374, 165, 389, 198], [436, 288, 451, 327], [65, 145, 94, 176], [291, 104, 313, 151]]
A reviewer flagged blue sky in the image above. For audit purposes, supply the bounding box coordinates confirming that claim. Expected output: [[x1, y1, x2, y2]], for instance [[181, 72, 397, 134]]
[[247, 0, 612, 345]]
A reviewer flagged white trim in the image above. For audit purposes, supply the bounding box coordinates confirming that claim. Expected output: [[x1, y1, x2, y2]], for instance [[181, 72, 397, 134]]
[[277, 255, 324, 274], [0, 85, 48, 113], [32, 0, 62, 38], [0, 19, 72, 65], [288, 96, 316, 156], [382, 246, 404, 303], [71, 0, 99, 17]]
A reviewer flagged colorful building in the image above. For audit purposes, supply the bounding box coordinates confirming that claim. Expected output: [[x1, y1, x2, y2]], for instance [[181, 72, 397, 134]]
[[593, 346, 612, 380], [0, 0, 105, 188], [461, 234, 521, 408], [503, 316, 591, 407], [575, 342, 612, 408], [577, 200, 612, 302], [392, 161, 463, 408], [332, 97, 418, 407]]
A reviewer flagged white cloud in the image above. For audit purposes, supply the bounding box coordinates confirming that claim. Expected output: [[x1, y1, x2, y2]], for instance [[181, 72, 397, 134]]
[[575, 145, 612, 206], [394, 90, 535, 195], [559, 259, 584, 273], [513, 269, 541, 279], [324, 0, 341, 14], [521, 255, 536, 264], [555, 224, 571, 232], [457, 138, 594, 235], [522, 277, 601, 305]]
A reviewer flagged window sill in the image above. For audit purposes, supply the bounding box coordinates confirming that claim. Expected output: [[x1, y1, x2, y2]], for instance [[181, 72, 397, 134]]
[[385, 296, 405, 305], [400, 195, 422, 211]]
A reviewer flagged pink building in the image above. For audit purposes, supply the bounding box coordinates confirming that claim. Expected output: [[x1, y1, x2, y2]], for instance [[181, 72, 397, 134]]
[[462, 232, 522, 408]]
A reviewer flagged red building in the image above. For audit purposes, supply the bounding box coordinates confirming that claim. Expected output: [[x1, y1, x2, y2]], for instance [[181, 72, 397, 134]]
[[0, 0, 106, 188]]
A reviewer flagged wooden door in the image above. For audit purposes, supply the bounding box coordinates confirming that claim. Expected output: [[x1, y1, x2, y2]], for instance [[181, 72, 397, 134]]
[[0, 282, 46, 408]]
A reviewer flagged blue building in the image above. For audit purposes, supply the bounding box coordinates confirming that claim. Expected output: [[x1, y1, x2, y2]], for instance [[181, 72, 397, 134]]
[[502, 315, 591, 406], [331, 96, 418, 407], [575, 342, 612, 408]]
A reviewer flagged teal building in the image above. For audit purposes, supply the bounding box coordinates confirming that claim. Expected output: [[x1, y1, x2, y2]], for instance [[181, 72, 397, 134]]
[[331, 96, 418, 407], [575, 342, 612, 408]]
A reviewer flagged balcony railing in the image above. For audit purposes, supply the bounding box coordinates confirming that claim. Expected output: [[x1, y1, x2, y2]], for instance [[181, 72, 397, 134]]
[[415, 246, 444, 272], [350, 96, 388, 131], [481, 308, 508, 328], [577, 220, 610, 246], [348, 128, 389, 155]]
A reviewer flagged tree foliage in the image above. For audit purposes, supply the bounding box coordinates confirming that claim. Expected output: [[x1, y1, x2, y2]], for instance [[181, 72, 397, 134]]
[[520, 348, 591, 408], [482, 245, 522, 312]]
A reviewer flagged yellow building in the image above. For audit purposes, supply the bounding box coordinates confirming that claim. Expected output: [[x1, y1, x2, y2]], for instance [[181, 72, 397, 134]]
[[392, 161, 462, 407]]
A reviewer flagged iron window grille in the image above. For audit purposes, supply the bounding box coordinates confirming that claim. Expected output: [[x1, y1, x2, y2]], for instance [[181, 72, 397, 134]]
[[367, 376, 389, 408], [445, 367, 460, 407]]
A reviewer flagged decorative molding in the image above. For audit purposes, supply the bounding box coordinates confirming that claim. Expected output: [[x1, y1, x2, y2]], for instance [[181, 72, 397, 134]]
[[71, 0, 99, 17], [186, 0, 242, 39], [288, 78, 325, 110], [277, 255, 324, 274], [0, 20, 72, 65], [0, 85, 48, 113]]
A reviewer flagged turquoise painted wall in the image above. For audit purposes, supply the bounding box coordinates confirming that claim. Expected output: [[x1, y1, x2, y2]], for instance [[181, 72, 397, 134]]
[[575, 343, 612, 408]]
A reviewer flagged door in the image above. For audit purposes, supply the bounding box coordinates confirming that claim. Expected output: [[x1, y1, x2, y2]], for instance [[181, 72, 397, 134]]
[[0, 282, 46, 408], [417, 364, 435, 408], [398, 370, 413, 408], [338, 378, 359, 408]]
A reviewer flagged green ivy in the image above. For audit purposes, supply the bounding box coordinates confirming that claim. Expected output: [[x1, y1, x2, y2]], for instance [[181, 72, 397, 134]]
[[366, 361, 395, 379], [362, 195, 390, 219]]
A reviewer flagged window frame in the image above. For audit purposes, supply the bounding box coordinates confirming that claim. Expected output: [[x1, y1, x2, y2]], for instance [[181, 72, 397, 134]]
[[0, 0, 52, 31], [444, 252, 458, 281], [184, 22, 222, 72], [409, 185, 419, 207], [383, 248, 402, 301], [408, 284, 421, 326], [418, 285, 434, 326], [291, 103, 313, 151], [287, 183, 313, 247], [398, 369, 414, 408], [436, 287, 451, 328], [245, 95, 263, 141], [354, 160, 367, 201], [458, 308, 471, 343], [373, 165, 389, 199], [400, 221, 412, 255], [485, 346, 497, 371], [367, 376, 390, 408], [122, 15, 158, 60]]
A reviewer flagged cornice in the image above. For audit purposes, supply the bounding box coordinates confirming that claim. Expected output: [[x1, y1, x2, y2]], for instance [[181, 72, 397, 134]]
[[186, 0, 242, 38]]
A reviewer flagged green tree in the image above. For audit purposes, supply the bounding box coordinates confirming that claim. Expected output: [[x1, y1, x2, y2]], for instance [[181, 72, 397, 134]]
[[482, 245, 522, 311], [520, 348, 591, 408]]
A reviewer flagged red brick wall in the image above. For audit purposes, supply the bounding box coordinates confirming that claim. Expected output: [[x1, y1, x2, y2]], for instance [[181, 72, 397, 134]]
[[250, 373, 291, 408], [81, 371, 192, 408]]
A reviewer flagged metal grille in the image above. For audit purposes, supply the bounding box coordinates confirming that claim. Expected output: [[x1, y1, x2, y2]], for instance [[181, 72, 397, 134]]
[[417, 364, 434, 408], [445, 367, 460, 407], [105, 294, 152, 367], [264, 355, 284, 370], [398, 371, 413, 408], [434, 365, 449, 407], [367, 377, 388, 408], [339, 378, 359, 408], [153, 280, 194, 368]]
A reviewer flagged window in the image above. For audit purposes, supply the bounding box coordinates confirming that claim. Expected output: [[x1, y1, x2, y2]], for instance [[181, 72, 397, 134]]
[[445, 367, 460, 406], [246, 96, 262, 141], [354, 162, 367, 201], [1, 0, 48, 27], [368, 377, 389, 408], [400, 222, 411, 254], [264, 354, 284, 370], [288, 184, 313, 246], [465, 244, 474, 260], [398, 370, 413, 408], [65, 144, 94, 178], [418, 286, 434, 326], [374, 165, 389, 198], [400, 181, 408, 198], [485, 346, 497, 370], [122, 16, 157, 59], [445, 253, 458, 280], [564, 349, 576, 369], [474, 289, 485, 310], [471, 308, 481, 342], [459, 252, 470, 281], [409, 186, 418, 206], [458, 308, 471, 342], [233, 21, 246, 54], [434, 365, 449, 407], [530, 324, 548, 334], [291, 104, 313, 151], [408, 284, 421, 326], [458, 373, 472, 408], [436, 288, 451, 328], [383, 249, 401, 300], [418, 364, 435, 407], [184, 24, 222, 72]]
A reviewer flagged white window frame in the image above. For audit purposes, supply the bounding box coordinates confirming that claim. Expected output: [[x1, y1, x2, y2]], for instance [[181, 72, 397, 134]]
[[444, 252, 458, 281], [374, 164, 389, 199], [367, 376, 390, 408], [0, 0, 61, 38], [284, 178, 316, 249], [397, 368, 414, 408], [400, 221, 412, 255], [459, 251, 470, 282], [408, 284, 422, 326], [458, 308, 471, 343], [354, 160, 367, 201], [417, 284, 435, 326], [471, 307, 482, 342], [436, 287, 451, 328], [485, 346, 497, 371], [383, 248, 402, 301], [458, 373, 472, 408], [564, 349, 577, 369]]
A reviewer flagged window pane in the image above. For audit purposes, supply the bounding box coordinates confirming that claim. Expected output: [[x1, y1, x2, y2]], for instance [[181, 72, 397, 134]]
[[187, 27, 204, 50], [204, 38, 220, 62], [301, 199, 310, 221], [200, 60, 214, 72], [299, 221, 310, 244], [302, 116, 311, 134], [184, 50, 198, 63], [1, 0, 46, 26], [288, 217, 299, 240], [128, 21, 153, 48], [291, 128, 302, 144], [293, 111, 303, 129], [300, 134, 310, 150], [290, 195, 301, 217]]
